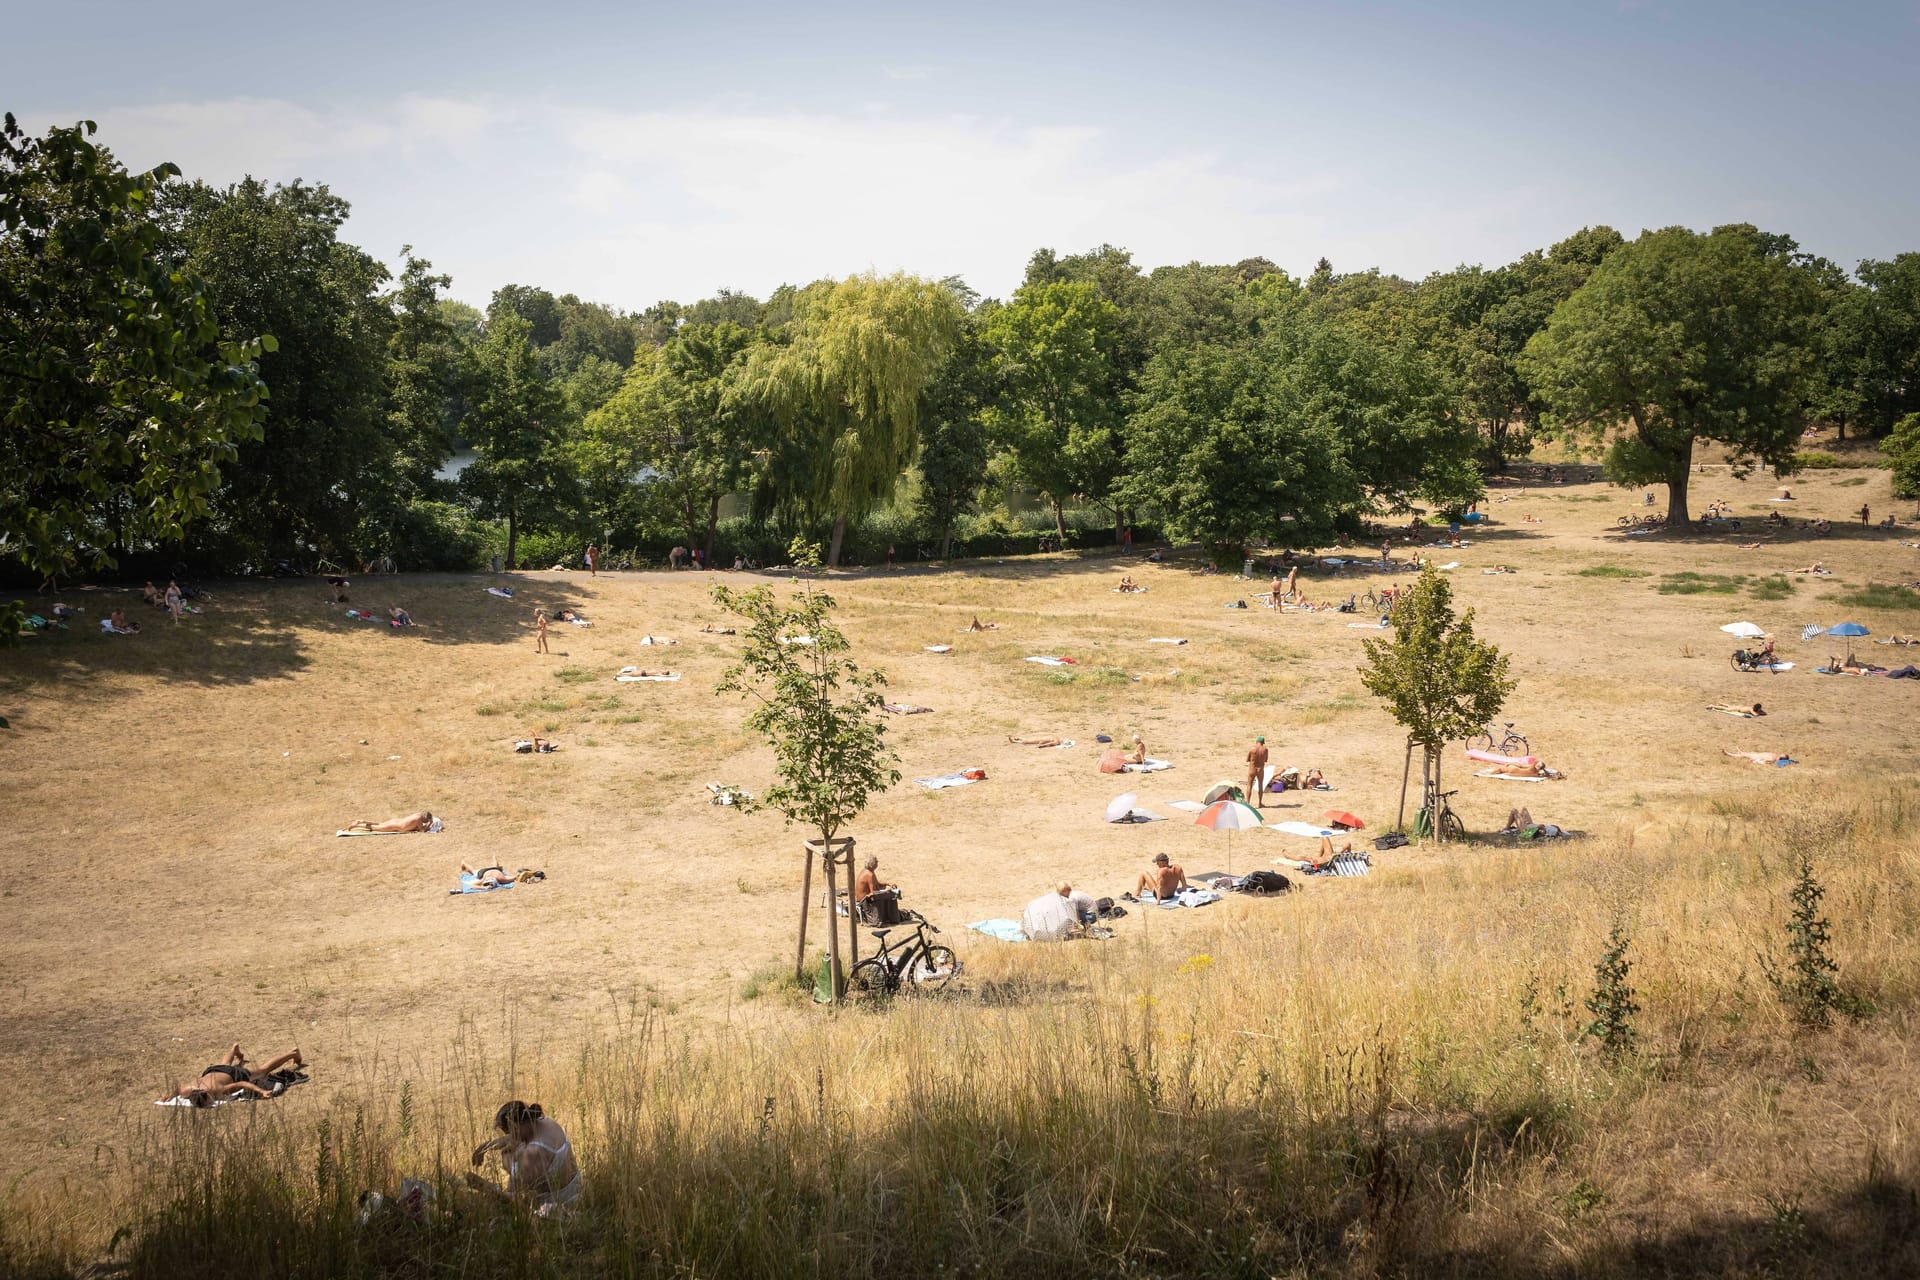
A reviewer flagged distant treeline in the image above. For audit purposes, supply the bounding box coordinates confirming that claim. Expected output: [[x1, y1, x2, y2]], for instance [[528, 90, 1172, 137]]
[[5, 113, 1918, 598]]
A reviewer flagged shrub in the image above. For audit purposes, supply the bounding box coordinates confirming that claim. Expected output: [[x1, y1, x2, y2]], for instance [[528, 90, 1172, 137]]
[[1761, 852, 1868, 1027], [1583, 918, 1639, 1062], [1792, 450, 1846, 469], [378, 501, 489, 572], [1575, 565, 1651, 579]]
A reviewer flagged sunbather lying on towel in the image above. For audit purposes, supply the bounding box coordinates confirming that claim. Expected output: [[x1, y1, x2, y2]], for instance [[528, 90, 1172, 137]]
[[1723, 749, 1796, 766], [1793, 562, 1831, 575], [1009, 734, 1066, 747], [1482, 760, 1562, 778], [1129, 853, 1189, 901], [462, 863, 545, 886], [343, 810, 437, 833], [159, 1043, 304, 1106], [1708, 702, 1766, 717], [513, 737, 556, 753], [699, 623, 735, 634], [556, 609, 589, 625]]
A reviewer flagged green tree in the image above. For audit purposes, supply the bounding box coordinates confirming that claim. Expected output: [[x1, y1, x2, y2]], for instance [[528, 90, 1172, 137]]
[[382, 250, 464, 499], [0, 114, 268, 631], [711, 570, 899, 999], [461, 311, 573, 567], [1882, 413, 1920, 498], [915, 309, 1000, 558], [1358, 565, 1514, 841], [1845, 255, 1920, 436], [158, 176, 394, 562], [986, 279, 1124, 540], [732, 273, 961, 566], [1520, 224, 1818, 523], [1121, 293, 1477, 561]]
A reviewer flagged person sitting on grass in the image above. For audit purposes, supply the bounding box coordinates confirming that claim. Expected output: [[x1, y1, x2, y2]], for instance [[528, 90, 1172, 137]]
[[1128, 736, 1148, 765], [855, 854, 891, 904], [1131, 852, 1189, 902], [343, 810, 437, 833], [467, 1100, 580, 1216], [389, 606, 413, 627], [158, 1043, 303, 1106], [1117, 575, 1142, 592], [965, 616, 999, 631], [103, 609, 139, 634]]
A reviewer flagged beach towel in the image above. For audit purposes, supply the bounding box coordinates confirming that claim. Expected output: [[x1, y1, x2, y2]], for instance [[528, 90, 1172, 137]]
[[1474, 769, 1557, 782], [778, 635, 815, 646], [1167, 799, 1207, 813], [967, 919, 1028, 942], [916, 771, 984, 790], [882, 702, 933, 714], [615, 671, 681, 681], [1035, 738, 1078, 749], [1438, 561, 1461, 570], [1025, 655, 1074, 666], [1465, 748, 1540, 768], [1112, 587, 1149, 593], [1274, 821, 1338, 838], [486, 587, 514, 599], [452, 875, 515, 895], [565, 617, 592, 626], [1148, 637, 1187, 645], [1121, 758, 1173, 773], [1158, 888, 1222, 909], [1346, 620, 1389, 629], [639, 635, 676, 645], [924, 644, 954, 653]]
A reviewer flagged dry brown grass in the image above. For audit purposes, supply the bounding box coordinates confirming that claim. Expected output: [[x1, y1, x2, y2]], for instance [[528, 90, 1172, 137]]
[[3, 462, 1920, 1274]]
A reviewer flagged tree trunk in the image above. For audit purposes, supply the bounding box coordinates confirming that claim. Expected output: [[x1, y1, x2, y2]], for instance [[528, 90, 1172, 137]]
[[704, 494, 720, 568], [505, 505, 519, 570], [1666, 445, 1694, 525], [681, 496, 700, 560], [939, 518, 953, 561], [827, 513, 847, 568], [1051, 497, 1066, 543]]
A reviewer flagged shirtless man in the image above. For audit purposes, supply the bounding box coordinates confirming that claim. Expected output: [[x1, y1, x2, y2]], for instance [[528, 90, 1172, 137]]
[[1284, 566, 1299, 600], [158, 1043, 303, 1106], [854, 854, 890, 903], [1128, 736, 1147, 765], [1133, 853, 1189, 902], [343, 811, 436, 833], [1246, 736, 1270, 808], [534, 608, 550, 654]]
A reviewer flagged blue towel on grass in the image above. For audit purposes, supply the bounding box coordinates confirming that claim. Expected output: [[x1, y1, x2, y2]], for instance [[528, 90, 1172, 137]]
[[452, 875, 514, 895], [967, 918, 1027, 942]]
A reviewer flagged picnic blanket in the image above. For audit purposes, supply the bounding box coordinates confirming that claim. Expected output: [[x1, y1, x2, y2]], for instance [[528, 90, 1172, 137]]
[[916, 771, 985, 790], [639, 635, 677, 646], [156, 1068, 311, 1106], [1166, 799, 1207, 813], [1346, 621, 1389, 629], [1152, 888, 1222, 909], [1025, 655, 1075, 666], [924, 644, 954, 653], [968, 919, 1028, 942], [1121, 758, 1173, 773], [452, 874, 515, 895], [486, 587, 514, 599], [1148, 637, 1188, 645], [1273, 820, 1339, 838]]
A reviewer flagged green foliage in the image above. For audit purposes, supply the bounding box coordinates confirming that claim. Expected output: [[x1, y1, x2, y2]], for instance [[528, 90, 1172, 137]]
[[1582, 918, 1640, 1062], [710, 577, 898, 844], [157, 175, 394, 561], [1834, 583, 1920, 612], [1657, 572, 1745, 596], [1759, 852, 1851, 1028], [373, 500, 488, 571], [1574, 565, 1650, 579], [1750, 575, 1796, 601], [1792, 450, 1847, 469], [1883, 413, 1920, 498], [1521, 224, 1820, 522], [1359, 565, 1515, 750], [0, 114, 269, 634], [731, 272, 962, 564], [460, 311, 576, 566], [915, 310, 1000, 557]]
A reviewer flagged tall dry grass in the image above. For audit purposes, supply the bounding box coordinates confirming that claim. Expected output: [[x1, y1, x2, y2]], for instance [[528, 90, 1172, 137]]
[[6, 780, 1919, 1277]]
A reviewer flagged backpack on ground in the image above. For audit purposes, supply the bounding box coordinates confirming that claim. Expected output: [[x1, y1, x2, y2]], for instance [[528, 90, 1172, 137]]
[[1241, 869, 1290, 894]]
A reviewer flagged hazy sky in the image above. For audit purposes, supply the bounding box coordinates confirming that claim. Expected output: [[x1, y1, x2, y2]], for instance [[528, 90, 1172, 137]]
[[8, 1, 1917, 311]]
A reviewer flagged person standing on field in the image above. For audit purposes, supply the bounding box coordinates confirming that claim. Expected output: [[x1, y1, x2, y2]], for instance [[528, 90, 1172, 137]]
[[534, 607, 550, 654], [1246, 735, 1270, 807], [585, 543, 598, 576]]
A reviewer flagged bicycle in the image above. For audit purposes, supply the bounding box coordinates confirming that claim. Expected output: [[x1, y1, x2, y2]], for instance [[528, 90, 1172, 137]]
[[1472, 722, 1530, 755], [1416, 785, 1467, 843], [848, 910, 961, 997]]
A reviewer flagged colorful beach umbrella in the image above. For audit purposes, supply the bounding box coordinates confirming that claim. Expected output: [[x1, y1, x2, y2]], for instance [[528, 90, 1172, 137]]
[[1325, 810, 1365, 830], [1196, 798, 1263, 873]]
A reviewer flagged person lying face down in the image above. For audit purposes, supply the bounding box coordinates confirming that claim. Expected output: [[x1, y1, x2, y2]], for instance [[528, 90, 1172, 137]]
[[158, 1043, 303, 1106], [343, 811, 436, 833]]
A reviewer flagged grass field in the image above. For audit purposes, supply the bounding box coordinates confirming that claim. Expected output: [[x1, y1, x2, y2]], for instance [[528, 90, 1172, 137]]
[[4, 460, 1920, 1276]]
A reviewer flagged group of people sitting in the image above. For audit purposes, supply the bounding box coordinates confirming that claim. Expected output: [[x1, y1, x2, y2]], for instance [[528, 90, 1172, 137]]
[[1116, 575, 1145, 593]]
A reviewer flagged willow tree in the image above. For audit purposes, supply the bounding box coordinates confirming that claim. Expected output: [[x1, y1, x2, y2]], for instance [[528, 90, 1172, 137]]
[[732, 272, 961, 566]]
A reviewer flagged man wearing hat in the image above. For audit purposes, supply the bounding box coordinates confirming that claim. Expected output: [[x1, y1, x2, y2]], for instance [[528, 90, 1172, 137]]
[[1246, 735, 1270, 808]]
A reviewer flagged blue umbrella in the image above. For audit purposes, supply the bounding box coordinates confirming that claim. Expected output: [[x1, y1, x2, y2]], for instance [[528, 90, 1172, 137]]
[[1827, 621, 1870, 663]]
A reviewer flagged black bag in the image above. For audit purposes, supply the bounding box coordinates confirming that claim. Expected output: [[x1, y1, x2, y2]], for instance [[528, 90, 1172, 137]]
[[1373, 831, 1410, 850], [1096, 896, 1126, 919], [859, 889, 904, 926], [1241, 869, 1290, 894]]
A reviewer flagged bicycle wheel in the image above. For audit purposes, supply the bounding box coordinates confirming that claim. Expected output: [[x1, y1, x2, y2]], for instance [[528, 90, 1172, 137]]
[[1471, 731, 1496, 754], [1503, 734, 1530, 756], [848, 958, 894, 998], [905, 946, 960, 992], [1440, 809, 1467, 843]]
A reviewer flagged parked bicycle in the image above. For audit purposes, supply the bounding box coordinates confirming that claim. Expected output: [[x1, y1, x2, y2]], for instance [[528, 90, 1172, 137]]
[[1416, 784, 1467, 843], [1472, 721, 1530, 755], [848, 910, 961, 997]]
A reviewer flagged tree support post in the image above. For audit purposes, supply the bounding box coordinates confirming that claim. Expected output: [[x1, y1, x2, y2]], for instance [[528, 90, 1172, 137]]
[[804, 837, 857, 1001], [1395, 739, 1415, 833]]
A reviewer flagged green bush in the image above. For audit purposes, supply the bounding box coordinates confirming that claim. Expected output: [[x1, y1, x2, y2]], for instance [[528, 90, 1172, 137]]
[[1886, 413, 1920, 498], [377, 501, 489, 572], [1792, 450, 1847, 469]]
